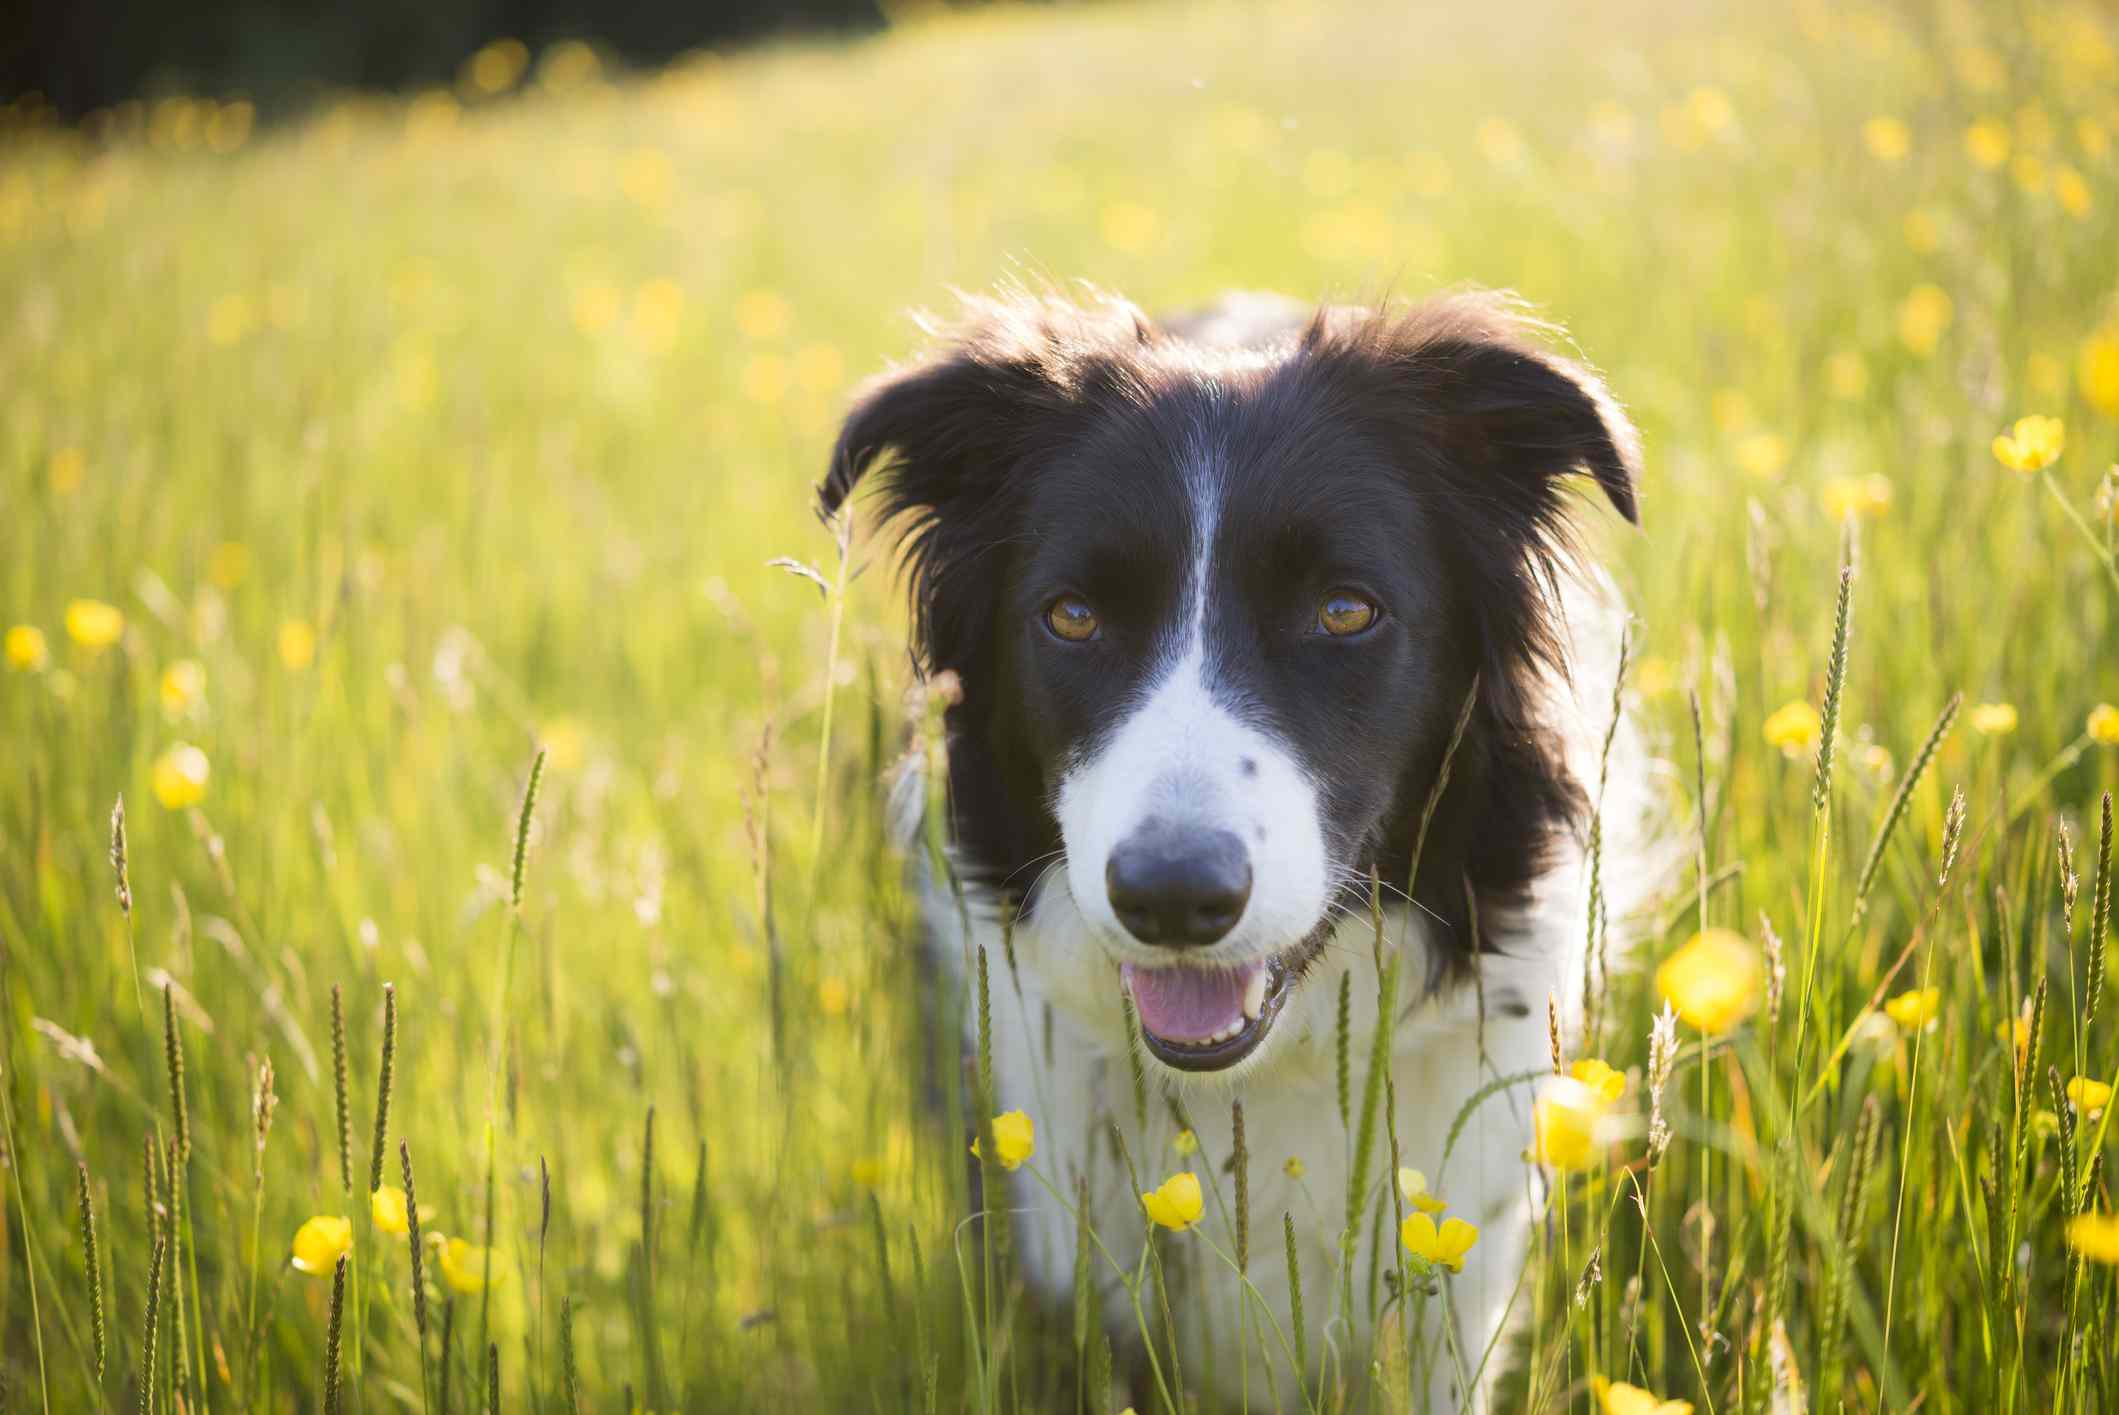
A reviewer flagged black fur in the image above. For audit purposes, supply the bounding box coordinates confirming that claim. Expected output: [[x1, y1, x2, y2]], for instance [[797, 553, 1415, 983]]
[[822, 287, 1639, 985]]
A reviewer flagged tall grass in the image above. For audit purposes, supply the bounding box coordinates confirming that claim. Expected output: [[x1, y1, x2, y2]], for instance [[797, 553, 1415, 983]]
[[2, 0, 2118, 1407]]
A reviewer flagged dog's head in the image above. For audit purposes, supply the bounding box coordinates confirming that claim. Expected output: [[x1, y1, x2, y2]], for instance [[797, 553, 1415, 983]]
[[824, 288, 1638, 1077]]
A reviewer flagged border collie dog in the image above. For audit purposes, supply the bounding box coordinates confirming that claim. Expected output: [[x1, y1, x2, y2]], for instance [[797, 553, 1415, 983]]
[[823, 287, 1653, 1409]]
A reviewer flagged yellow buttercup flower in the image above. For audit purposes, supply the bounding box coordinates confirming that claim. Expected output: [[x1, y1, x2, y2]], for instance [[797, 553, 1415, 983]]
[[1824, 350, 1869, 401], [1595, 1375, 1695, 1415], [2067, 1076, 2114, 1117], [208, 541, 252, 590], [159, 659, 206, 716], [290, 1215, 353, 1274], [1397, 1168, 1448, 1214], [369, 1184, 435, 1237], [279, 619, 318, 671], [1734, 432, 1787, 481], [1656, 929, 1762, 1034], [1531, 1076, 1608, 1171], [1896, 285, 1954, 356], [849, 1157, 883, 1189], [4, 625, 48, 671], [1399, 1212, 1479, 1272], [970, 1110, 1034, 1171], [1997, 1014, 2032, 1062], [65, 598, 125, 650], [2089, 705, 2119, 746], [2081, 331, 2119, 418], [1141, 1172, 1204, 1232], [151, 745, 211, 810], [1862, 116, 1910, 161], [2069, 1212, 2119, 1264], [1570, 1058, 1627, 1104], [432, 1234, 505, 1293], [1819, 475, 1892, 521], [1882, 987, 1940, 1032], [1172, 1128, 1199, 1157], [1283, 1156, 1306, 1180], [1964, 118, 2011, 168], [1992, 415, 2064, 473], [1762, 701, 1821, 758], [1969, 703, 2018, 736]]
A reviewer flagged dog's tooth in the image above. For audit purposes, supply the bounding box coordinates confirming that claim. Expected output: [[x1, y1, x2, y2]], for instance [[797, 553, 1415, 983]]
[[1242, 969, 1268, 1021]]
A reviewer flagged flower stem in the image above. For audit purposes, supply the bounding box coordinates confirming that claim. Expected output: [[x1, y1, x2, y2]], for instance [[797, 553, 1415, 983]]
[[2041, 467, 2119, 597]]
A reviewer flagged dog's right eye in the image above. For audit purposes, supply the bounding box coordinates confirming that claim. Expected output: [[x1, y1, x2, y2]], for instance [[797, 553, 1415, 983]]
[[1044, 595, 1101, 643]]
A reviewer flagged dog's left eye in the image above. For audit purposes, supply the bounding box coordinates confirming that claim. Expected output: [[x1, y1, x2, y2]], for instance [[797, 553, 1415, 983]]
[[1316, 591, 1379, 637]]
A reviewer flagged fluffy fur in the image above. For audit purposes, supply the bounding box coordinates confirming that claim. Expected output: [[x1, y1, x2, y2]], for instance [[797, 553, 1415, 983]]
[[824, 285, 1656, 1409]]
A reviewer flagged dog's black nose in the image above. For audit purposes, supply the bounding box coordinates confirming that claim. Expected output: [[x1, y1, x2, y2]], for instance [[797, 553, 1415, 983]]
[[1105, 823, 1252, 947]]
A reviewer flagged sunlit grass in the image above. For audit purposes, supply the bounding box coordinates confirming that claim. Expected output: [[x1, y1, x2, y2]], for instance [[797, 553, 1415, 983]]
[[3, 0, 2119, 1407]]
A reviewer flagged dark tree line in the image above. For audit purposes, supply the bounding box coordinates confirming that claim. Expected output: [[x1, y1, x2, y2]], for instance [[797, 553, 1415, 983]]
[[3, 0, 897, 118]]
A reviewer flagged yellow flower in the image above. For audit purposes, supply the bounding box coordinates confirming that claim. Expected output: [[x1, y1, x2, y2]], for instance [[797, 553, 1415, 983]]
[[1595, 1375, 1696, 1415], [2053, 166, 2092, 219], [1283, 1156, 1306, 1180], [279, 619, 318, 671], [2089, 704, 2119, 746], [65, 598, 125, 650], [1896, 285, 1954, 357], [1399, 1212, 1479, 1272], [970, 1110, 1034, 1171], [849, 1157, 883, 1189], [4, 625, 48, 671], [2081, 331, 2119, 418], [1141, 1172, 1204, 1232], [48, 447, 86, 494], [1570, 1058, 1627, 1104], [159, 659, 206, 716], [1531, 1076, 1608, 1171], [1819, 475, 1892, 521], [1633, 656, 1676, 699], [1762, 701, 1821, 758], [1998, 1014, 2032, 1061], [1734, 432, 1787, 481], [1969, 703, 2019, 736], [1824, 350, 1869, 401], [290, 1215, 353, 1274], [1172, 1128, 1199, 1157], [2068, 1212, 2119, 1264], [1655, 929, 1762, 1034], [1991, 415, 2064, 473], [1397, 1168, 1448, 1214], [1964, 118, 2011, 168], [208, 541, 251, 590], [1862, 116, 1911, 161], [2068, 1076, 2114, 1117], [369, 1185, 434, 1236], [1882, 986, 1940, 1032], [432, 1235, 505, 1293], [151, 745, 211, 810]]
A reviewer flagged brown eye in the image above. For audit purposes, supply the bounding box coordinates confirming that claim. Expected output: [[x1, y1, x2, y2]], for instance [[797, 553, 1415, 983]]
[[1045, 595, 1101, 642], [1317, 591, 1379, 637]]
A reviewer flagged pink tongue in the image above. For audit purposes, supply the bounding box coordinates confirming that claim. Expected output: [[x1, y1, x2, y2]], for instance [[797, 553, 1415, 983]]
[[1123, 963, 1259, 1043]]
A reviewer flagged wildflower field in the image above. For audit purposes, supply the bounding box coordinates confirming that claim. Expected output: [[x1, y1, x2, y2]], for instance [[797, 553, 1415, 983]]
[[5, 0, 2119, 1409]]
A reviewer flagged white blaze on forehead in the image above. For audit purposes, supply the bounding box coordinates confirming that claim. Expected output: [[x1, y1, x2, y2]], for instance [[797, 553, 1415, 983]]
[[1054, 436, 1331, 966]]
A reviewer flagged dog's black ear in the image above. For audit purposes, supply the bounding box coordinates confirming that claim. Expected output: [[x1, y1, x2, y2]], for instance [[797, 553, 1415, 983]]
[[1310, 294, 1640, 526], [819, 290, 1150, 521]]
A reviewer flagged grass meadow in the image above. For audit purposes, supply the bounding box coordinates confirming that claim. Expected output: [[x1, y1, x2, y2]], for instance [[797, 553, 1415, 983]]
[[5, 0, 2119, 1408]]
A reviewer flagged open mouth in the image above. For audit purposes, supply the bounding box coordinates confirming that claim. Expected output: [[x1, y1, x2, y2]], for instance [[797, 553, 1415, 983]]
[[1122, 958, 1293, 1072]]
